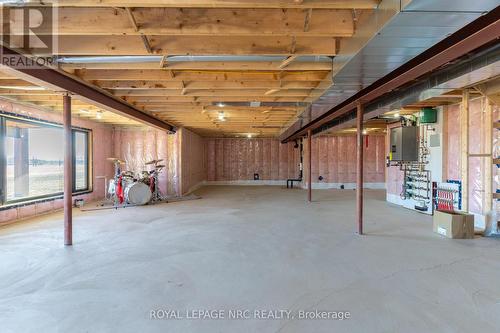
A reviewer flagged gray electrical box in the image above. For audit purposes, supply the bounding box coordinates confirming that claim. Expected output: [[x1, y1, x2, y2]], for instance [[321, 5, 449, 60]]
[[390, 126, 418, 161]]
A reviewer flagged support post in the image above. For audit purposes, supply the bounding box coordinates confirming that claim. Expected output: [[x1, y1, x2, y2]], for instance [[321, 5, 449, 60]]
[[307, 129, 312, 202], [460, 89, 469, 212], [484, 99, 493, 213], [356, 102, 364, 235], [63, 94, 73, 246], [14, 128, 29, 198]]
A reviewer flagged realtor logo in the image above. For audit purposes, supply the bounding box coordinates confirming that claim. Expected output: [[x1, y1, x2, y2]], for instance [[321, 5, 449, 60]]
[[0, 5, 58, 67]]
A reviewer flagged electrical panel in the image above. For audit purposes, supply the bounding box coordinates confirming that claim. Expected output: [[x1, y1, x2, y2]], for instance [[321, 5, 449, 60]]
[[390, 126, 418, 161]]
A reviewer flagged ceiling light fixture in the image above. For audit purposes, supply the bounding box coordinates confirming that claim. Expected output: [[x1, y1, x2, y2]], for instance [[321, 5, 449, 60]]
[[394, 112, 400, 118], [96, 111, 103, 119], [218, 111, 225, 121]]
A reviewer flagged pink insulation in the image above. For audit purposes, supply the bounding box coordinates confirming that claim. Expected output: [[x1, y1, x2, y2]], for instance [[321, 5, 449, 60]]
[[307, 135, 385, 184], [442, 97, 499, 215], [467, 98, 498, 215], [179, 128, 206, 195], [206, 138, 300, 181], [388, 96, 498, 216], [113, 127, 179, 197], [206, 136, 384, 183]]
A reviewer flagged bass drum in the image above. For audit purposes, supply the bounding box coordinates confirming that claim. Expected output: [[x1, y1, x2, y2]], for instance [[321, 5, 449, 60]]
[[124, 181, 152, 205]]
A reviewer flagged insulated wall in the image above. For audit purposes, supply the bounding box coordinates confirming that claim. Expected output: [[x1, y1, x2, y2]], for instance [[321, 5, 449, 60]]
[[113, 127, 179, 197], [386, 96, 498, 225], [205, 136, 385, 187], [305, 135, 385, 187], [179, 128, 206, 195], [0, 99, 115, 225], [443, 97, 499, 219], [205, 138, 300, 182], [113, 127, 207, 196]]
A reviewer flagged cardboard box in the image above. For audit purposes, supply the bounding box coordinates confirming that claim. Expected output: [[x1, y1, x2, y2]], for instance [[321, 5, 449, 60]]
[[433, 210, 474, 239]]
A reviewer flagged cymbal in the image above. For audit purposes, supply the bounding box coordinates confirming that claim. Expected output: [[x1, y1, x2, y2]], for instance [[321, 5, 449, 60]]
[[107, 157, 124, 164], [145, 159, 164, 165]]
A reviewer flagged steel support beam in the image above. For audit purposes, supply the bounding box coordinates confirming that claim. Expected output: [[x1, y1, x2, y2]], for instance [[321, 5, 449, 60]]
[[0, 46, 174, 132], [356, 102, 363, 235], [281, 6, 500, 143], [63, 94, 72, 246], [307, 129, 312, 202]]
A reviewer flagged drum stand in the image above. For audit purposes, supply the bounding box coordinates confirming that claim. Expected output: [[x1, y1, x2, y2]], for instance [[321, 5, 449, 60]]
[[150, 170, 166, 203]]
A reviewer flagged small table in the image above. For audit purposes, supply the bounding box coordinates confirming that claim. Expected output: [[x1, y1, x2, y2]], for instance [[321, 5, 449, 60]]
[[286, 178, 302, 188]]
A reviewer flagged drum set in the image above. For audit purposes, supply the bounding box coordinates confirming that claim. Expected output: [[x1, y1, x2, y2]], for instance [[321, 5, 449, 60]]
[[106, 157, 166, 206]]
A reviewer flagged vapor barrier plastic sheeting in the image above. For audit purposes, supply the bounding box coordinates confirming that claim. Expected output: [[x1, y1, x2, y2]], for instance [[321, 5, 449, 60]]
[[113, 127, 179, 197]]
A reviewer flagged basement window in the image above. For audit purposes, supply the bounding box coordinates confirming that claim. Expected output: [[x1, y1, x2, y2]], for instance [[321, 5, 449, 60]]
[[0, 114, 92, 206]]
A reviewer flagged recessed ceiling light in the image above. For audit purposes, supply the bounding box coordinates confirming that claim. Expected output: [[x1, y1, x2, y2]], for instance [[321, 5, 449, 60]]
[[217, 102, 225, 108], [394, 112, 400, 118]]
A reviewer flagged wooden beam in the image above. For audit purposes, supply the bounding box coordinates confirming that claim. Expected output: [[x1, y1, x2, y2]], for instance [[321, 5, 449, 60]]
[[113, 88, 313, 97], [0, 79, 40, 87], [159, 55, 168, 68], [304, 9, 313, 32], [62, 61, 333, 71], [124, 96, 307, 103], [264, 89, 281, 95], [27, 8, 355, 37], [278, 56, 300, 69], [96, 80, 331, 90], [125, 7, 139, 32], [460, 89, 469, 211], [140, 34, 153, 54], [289, 36, 297, 54], [76, 69, 331, 81], [52, 35, 337, 56], [12, 1, 380, 9]]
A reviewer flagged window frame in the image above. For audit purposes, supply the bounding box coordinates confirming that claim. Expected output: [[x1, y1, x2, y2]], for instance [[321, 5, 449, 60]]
[[0, 112, 93, 207]]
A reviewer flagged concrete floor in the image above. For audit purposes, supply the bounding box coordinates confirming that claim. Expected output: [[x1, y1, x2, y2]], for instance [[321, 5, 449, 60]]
[[0, 186, 499, 333]]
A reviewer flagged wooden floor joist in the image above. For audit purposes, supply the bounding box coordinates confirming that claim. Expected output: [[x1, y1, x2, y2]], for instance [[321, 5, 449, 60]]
[[0, 1, 378, 136]]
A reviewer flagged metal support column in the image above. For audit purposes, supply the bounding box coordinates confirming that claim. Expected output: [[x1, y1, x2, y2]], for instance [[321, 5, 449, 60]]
[[307, 129, 312, 202], [356, 102, 364, 235], [63, 94, 73, 246]]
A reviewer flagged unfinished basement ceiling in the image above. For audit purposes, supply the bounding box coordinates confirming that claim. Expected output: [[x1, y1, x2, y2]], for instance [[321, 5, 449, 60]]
[[282, 0, 500, 140], [0, 72, 142, 127], [0, 0, 385, 137]]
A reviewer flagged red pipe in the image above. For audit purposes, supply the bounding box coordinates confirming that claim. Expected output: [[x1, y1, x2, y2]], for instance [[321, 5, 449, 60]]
[[356, 102, 364, 235], [307, 129, 312, 202], [63, 94, 73, 246]]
